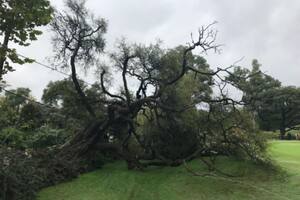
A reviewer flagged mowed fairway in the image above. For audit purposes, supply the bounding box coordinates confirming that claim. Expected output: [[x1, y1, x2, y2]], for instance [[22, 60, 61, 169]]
[[269, 141, 300, 173], [37, 141, 300, 200]]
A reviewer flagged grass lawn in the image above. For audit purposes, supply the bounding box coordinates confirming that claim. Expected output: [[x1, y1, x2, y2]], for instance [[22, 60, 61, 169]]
[[37, 141, 300, 200]]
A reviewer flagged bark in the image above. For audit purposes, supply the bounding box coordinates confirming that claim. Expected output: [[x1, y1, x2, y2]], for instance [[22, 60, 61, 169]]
[[0, 32, 10, 80], [70, 44, 96, 118], [280, 107, 286, 139], [59, 119, 109, 159], [279, 128, 286, 140]]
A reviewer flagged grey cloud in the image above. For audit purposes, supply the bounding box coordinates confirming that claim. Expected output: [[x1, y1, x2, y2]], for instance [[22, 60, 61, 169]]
[[4, 0, 300, 99]]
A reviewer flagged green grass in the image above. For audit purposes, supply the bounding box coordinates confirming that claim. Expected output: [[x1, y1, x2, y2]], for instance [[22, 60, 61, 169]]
[[37, 141, 300, 200]]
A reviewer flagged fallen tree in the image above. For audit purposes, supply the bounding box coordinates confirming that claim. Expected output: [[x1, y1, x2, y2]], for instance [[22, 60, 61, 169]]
[[50, 0, 268, 170]]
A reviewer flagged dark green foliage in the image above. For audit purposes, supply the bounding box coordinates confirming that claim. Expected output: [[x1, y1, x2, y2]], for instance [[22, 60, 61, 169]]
[[42, 78, 92, 129], [257, 86, 300, 137], [205, 105, 268, 163], [4, 88, 31, 109], [0, 83, 105, 150], [142, 112, 199, 160], [229, 60, 300, 138], [0, 125, 70, 150], [0, 96, 16, 129], [135, 49, 267, 164], [0, 146, 82, 200], [137, 48, 213, 161], [42, 78, 106, 130], [0, 82, 106, 200], [0, 0, 53, 80], [29, 126, 68, 149], [0, 88, 44, 131], [0, 127, 26, 149], [51, 0, 107, 68], [18, 103, 45, 131], [50, 0, 107, 117], [227, 59, 281, 101], [0, 147, 43, 200]]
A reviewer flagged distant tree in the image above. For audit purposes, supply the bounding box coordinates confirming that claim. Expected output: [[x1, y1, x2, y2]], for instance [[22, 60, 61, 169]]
[[0, 88, 44, 131], [4, 87, 31, 113], [228, 59, 281, 105], [227, 59, 281, 127], [0, 95, 16, 129], [42, 78, 105, 129], [257, 86, 300, 139], [228, 60, 300, 138], [18, 102, 44, 130], [0, 0, 53, 80]]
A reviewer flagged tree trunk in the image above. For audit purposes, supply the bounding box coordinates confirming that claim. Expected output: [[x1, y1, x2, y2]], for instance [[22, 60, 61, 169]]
[[0, 32, 10, 80], [279, 128, 286, 140], [70, 44, 96, 118], [59, 119, 109, 159], [280, 108, 286, 140]]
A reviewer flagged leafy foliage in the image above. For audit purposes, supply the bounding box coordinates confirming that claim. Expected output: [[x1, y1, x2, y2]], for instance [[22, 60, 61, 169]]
[[0, 127, 26, 149], [138, 49, 213, 160], [206, 105, 268, 163], [229, 60, 300, 138], [257, 86, 300, 137], [42, 78, 106, 130], [0, 147, 80, 200], [0, 0, 53, 79], [29, 126, 68, 149], [51, 0, 107, 68]]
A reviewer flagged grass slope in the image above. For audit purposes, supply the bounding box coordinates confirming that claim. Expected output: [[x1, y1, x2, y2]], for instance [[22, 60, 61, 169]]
[[37, 141, 300, 200]]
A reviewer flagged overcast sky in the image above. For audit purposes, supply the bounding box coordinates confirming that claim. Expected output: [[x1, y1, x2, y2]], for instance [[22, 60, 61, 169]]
[[4, 0, 300, 99]]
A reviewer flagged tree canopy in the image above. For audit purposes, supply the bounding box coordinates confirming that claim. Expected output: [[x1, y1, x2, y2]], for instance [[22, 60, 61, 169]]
[[257, 86, 300, 137], [50, 0, 107, 117], [228, 59, 300, 138], [0, 0, 53, 81]]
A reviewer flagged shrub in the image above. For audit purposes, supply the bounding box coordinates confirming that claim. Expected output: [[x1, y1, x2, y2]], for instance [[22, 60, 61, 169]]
[[0, 126, 69, 150], [0, 146, 81, 200], [0, 147, 42, 200], [29, 126, 68, 149], [0, 128, 27, 149]]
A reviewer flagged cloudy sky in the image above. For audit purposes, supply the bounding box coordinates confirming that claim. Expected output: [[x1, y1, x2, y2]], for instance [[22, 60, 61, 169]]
[[4, 0, 300, 99]]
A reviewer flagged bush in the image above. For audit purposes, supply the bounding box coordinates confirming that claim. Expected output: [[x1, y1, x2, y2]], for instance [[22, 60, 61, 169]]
[[0, 147, 42, 200], [0, 126, 70, 150], [196, 106, 270, 165], [29, 126, 69, 149], [0, 128, 28, 149], [224, 127, 269, 164], [261, 131, 279, 140], [0, 146, 81, 200]]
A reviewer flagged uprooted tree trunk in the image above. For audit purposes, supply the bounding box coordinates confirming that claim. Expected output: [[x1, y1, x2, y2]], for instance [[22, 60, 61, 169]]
[[57, 114, 196, 170], [57, 108, 145, 170], [59, 119, 109, 159]]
